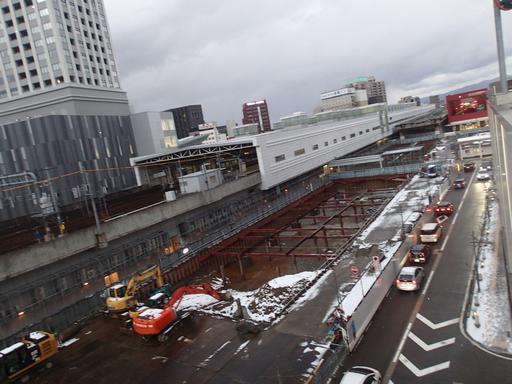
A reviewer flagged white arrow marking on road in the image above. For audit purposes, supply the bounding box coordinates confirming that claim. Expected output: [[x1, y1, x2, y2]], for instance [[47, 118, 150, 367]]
[[399, 354, 450, 377], [408, 332, 455, 351], [416, 314, 458, 329]]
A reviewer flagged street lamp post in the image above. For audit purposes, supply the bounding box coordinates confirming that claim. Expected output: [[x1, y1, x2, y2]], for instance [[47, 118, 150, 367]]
[[493, 0, 512, 92]]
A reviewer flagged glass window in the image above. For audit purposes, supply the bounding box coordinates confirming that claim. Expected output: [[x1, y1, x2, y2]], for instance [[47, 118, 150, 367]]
[[312, 144, 319, 150], [294, 148, 305, 156], [275, 154, 285, 162], [164, 136, 176, 148]]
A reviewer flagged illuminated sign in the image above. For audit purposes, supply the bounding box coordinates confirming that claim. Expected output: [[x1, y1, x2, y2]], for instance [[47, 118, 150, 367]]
[[321, 87, 355, 100]]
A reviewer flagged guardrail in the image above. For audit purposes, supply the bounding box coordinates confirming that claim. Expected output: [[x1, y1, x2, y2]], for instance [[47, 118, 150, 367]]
[[328, 163, 422, 179]]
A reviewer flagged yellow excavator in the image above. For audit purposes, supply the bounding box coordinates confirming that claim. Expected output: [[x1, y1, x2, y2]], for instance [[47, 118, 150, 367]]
[[0, 331, 58, 382], [106, 265, 167, 313]]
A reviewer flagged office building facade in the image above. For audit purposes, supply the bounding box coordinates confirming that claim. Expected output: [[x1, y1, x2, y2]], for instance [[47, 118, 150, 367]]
[[165, 105, 204, 139], [0, 0, 137, 221], [130, 111, 177, 156], [345, 76, 387, 104], [0, 114, 137, 220], [242, 100, 271, 133]]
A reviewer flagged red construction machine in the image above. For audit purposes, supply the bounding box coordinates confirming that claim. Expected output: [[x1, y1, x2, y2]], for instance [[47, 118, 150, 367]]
[[132, 283, 222, 342]]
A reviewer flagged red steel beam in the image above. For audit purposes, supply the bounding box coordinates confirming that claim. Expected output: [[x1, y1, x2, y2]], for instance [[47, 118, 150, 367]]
[[214, 251, 333, 258], [238, 234, 352, 240]]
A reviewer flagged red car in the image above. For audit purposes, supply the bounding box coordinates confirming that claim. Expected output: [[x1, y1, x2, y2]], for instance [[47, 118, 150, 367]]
[[434, 201, 454, 216], [463, 162, 475, 172]]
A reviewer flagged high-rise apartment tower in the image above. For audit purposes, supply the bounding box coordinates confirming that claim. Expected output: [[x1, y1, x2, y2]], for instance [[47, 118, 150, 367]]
[[0, 0, 120, 101]]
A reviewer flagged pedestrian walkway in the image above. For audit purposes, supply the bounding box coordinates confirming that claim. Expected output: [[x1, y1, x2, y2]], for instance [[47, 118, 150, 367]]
[[465, 195, 512, 355]]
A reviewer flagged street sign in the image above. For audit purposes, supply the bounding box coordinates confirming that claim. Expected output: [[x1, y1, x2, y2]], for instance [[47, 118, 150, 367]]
[[350, 265, 359, 277], [372, 256, 381, 272]]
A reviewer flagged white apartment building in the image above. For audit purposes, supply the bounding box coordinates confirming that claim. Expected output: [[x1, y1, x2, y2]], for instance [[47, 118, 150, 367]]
[[315, 87, 368, 113], [0, 0, 120, 99]]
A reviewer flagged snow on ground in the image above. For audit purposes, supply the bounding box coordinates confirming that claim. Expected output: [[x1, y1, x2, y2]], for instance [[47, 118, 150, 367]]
[[340, 241, 401, 317], [466, 200, 512, 353], [321, 175, 450, 322], [199, 271, 323, 324]]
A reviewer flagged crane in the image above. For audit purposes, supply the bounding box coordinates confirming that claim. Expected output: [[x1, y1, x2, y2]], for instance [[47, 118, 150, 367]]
[[132, 283, 222, 342], [106, 265, 166, 313], [0, 331, 58, 382]]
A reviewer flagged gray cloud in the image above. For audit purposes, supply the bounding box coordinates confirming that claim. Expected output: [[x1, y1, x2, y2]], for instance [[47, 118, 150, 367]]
[[104, 0, 512, 123]]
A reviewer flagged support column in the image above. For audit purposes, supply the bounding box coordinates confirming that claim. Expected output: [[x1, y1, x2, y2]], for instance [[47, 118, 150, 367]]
[[238, 256, 245, 280]]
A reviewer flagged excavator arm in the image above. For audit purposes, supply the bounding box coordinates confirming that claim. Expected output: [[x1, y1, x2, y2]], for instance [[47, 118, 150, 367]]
[[166, 283, 222, 310], [125, 265, 165, 297]]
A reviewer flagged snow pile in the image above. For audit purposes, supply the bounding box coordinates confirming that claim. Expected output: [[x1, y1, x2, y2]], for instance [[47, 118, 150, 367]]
[[244, 271, 318, 321], [201, 271, 321, 323], [466, 200, 512, 353], [176, 294, 220, 312], [340, 241, 401, 318]]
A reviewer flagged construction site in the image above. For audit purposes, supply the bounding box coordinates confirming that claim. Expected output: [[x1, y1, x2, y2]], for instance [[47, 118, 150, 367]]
[[8, 163, 452, 383], [0, 117, 451, 383]]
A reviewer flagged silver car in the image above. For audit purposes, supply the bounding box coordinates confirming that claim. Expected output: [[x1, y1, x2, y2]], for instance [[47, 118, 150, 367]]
[[396, 266, 424, 292]]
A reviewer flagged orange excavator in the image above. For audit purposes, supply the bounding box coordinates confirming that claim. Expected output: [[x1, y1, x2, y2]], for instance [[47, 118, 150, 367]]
[[132, 283, 222, 342]]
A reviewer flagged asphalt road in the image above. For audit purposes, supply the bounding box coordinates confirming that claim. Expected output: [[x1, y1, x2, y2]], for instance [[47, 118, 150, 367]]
[[340, 166, 512, 383]]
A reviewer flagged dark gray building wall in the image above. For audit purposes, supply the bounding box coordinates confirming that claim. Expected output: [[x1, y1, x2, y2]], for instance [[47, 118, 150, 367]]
[[165, 105, 204, 139], [0, 114, 137, 220]]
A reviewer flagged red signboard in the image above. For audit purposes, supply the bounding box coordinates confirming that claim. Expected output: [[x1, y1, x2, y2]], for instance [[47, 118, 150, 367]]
[[445, 88, 488, 124]]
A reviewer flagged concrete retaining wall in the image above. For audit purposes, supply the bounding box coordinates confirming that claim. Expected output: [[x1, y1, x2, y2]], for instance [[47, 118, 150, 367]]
[[0, 173, 261, 281]]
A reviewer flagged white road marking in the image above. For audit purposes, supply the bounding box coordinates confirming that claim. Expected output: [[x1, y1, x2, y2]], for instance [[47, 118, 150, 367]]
[[200, 340, 232, 367], [416, 313, 458, 329], [233, 340, 251, 355], [399, 354, 450, 377], [408, 332, 455, 351], [421, 270, 435, 296], [392, 322, 413, 363]]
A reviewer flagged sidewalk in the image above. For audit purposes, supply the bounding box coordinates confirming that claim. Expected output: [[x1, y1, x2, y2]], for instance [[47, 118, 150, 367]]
[[465, 193, 512, 355]]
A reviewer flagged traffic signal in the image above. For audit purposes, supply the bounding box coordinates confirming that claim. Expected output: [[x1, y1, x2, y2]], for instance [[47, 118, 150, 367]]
[[495, 0, 512, 10]]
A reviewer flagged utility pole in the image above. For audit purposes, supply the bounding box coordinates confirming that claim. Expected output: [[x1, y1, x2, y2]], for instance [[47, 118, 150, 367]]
[[44, 167, 62, 225], [494, 1, 508, 93], [493, 0, 512, 93], [471, 231, 481, 292], [79, 162, 102, 237]]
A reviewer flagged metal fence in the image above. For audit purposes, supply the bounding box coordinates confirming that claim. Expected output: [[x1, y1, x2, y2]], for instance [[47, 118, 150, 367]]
[[0, 293, 103, 349], [306, 344, 348, 384], [328, 163, 423, 179]]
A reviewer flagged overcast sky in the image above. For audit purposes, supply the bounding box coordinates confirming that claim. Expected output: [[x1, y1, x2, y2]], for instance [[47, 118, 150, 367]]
[[103, 0, 512, 125]]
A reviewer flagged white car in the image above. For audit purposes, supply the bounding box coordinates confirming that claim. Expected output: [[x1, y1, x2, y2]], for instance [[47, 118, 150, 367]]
[[476, 171, 490, 181], [396, 266, 424, 292], [340, 366, 382, 384]]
